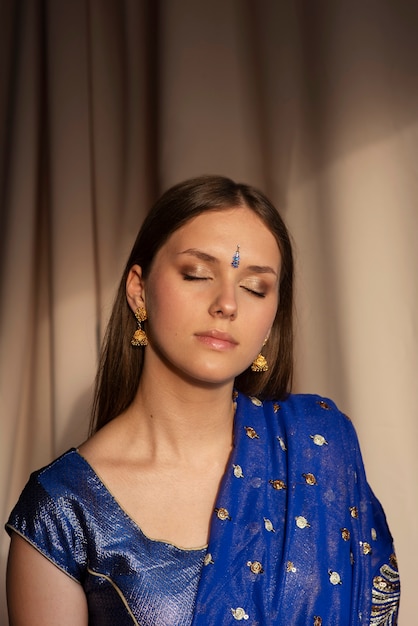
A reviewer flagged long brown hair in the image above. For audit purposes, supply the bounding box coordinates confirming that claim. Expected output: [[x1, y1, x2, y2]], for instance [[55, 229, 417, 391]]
[[90, 175, 294, 434]]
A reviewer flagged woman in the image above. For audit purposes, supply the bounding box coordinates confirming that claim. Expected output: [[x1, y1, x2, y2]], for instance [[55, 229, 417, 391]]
[[6, 176, 399, 625]]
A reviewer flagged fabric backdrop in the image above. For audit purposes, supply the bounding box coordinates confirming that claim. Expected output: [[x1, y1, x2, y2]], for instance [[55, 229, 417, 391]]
[[1, 1, 417, 623]]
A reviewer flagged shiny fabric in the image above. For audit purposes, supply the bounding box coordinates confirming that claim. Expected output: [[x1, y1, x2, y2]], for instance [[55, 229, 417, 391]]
[[6, 393, 400, 624], [193, 393, 399, 625], [6, 450, 206, 625]]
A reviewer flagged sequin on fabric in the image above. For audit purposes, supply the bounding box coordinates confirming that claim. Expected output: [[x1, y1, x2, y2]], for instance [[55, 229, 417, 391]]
[[233, 464, 244, 478], [371, 557, 400, 625]]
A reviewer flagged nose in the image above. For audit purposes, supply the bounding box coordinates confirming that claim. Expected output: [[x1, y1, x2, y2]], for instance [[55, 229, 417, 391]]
[[209, 283, 238, 320]]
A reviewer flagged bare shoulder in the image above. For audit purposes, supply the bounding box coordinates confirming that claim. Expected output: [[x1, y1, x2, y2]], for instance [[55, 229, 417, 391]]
[[7, 533, 88, 625], [78, 413, 131, 467]]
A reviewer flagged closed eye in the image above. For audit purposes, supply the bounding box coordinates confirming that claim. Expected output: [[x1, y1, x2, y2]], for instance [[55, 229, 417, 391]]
[[241, 286, 266, 298], [183, 274, 210, 281]]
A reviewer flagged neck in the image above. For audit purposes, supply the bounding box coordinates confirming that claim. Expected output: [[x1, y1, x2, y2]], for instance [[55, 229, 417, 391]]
[[124, 368, 235, 463]]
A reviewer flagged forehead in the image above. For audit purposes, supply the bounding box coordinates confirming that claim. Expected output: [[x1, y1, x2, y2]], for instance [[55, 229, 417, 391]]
[[162, 207, 281, 264]]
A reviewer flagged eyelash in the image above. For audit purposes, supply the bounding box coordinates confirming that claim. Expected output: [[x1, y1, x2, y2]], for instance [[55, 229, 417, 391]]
[[243, 287, 266, 298], [182, 274, 208, 281], [183, 274, 266, 298]]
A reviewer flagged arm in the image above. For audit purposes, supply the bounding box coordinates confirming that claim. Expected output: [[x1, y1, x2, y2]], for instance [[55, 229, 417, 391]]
[[7, 533, 88, 626]]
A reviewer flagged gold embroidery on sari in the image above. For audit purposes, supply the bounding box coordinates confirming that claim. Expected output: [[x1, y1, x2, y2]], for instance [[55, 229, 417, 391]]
[[370, 555, 400, 625]]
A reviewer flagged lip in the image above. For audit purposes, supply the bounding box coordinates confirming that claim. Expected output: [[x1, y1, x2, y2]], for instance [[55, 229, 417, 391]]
[[195, 329, 239, 350]]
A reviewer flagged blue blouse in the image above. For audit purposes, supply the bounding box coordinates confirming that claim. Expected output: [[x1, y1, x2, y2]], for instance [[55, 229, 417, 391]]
[[7, 448, 205, 625], [6, 393, 400, 625]]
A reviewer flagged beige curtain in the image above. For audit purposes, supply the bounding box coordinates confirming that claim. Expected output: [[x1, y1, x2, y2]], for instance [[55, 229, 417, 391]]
[[1, 1, 416, 622]]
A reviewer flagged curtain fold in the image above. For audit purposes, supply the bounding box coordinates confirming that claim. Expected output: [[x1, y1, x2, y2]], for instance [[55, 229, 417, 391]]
[[1, 1, 416, 622]]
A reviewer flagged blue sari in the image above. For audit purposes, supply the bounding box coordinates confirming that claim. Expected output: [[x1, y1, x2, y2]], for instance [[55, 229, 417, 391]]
[[193, 393, 399, 625], [6, 393, 399, 624]]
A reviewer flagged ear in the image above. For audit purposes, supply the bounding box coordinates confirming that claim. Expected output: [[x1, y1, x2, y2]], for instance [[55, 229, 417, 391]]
[[126, 264, 146, 313]]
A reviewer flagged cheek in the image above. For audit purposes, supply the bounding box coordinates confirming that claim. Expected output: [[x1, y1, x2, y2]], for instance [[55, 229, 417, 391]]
[[145, 280, 187, 333], [257, 301, 279, 343], [257, 294, 279, 324]]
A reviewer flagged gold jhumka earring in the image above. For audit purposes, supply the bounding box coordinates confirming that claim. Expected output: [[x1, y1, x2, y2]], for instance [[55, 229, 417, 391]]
[[251, 339, 268, 372], [131, 307, 148, 346], [251, 353, 268, 372]]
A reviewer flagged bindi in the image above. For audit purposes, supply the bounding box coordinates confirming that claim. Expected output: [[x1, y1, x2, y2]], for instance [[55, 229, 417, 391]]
[[231, 244, 240, 268]]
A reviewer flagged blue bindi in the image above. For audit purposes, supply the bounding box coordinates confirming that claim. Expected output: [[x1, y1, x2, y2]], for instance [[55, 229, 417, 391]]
[[231, 244, 240, 268]]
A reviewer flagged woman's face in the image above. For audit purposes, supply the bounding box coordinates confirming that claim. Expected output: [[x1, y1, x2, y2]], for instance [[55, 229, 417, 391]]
[[130, 206, 281, 389]]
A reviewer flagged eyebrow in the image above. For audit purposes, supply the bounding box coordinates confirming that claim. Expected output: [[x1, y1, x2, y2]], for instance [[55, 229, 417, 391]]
[[246, 265, 278, 277], [178, 248, 278, 277], [178, 248, 217, 263]]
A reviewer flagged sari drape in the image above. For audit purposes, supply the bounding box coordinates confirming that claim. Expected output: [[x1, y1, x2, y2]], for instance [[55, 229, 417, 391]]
[[6, 392, 399, 624], [193, 392, 399, 625]]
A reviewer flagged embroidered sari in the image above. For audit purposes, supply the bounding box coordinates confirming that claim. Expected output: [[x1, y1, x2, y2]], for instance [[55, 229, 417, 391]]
[[6, 393, 399, 624], [192, 392, 399, 624]]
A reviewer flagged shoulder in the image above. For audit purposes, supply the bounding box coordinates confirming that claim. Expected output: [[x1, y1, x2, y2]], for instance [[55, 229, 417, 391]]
[[7, 449, 87, 505], [242, 392, 353, 432], [6, 449, 94, 581], [33, 448, 90, 492], [268, 392, 354, 433], [7, 448, 101, 526], [274, 392, 348, 420], [239, 392, 361, 467]]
